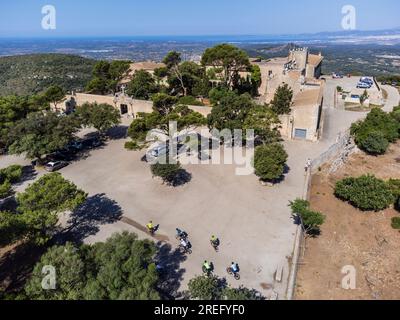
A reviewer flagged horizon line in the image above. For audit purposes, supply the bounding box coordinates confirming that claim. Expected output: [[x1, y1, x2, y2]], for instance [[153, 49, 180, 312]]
[[0, 26, 399, 41]]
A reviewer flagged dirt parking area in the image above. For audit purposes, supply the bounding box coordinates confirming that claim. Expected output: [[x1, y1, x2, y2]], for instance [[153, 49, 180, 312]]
[[296, 142, 400, 300]]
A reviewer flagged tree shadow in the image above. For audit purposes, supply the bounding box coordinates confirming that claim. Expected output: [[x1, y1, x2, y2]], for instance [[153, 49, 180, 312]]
[[58, 194, 123, 244], [15, 165, 37, 186], [0, 241, 46, 294], [107, 126, 128, 140], [171, 169, 192, 187], [154, 242, 186, 300], [260, 165, 291, 185]]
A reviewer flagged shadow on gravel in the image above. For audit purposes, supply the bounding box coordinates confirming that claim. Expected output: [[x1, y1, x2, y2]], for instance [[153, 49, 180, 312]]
[[107, 126, 128, 140], [60, 193, 123, 244]]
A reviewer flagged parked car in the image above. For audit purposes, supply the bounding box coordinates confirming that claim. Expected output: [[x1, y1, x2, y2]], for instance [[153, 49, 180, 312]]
[[332, 73, 343, 79], [360, 77, 373, 85], [82, 137, 104, 149], [67, 140, 84, 152], [44, 161, 68, 172], [146, 143, 169, 162], [392, 82, 399, 87], [357, 82, 371, 89]]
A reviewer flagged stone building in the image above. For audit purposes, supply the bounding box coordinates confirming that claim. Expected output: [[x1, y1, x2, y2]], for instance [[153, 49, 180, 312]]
[[253, 47, 325, 142], [54, 91, 212, 118]]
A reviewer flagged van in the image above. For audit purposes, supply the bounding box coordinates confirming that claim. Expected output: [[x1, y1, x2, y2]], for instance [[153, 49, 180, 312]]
[[146, 143, 169, 162]]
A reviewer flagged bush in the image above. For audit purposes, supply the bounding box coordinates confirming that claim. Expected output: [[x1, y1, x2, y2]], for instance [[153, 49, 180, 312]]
[[0, 180, 12, 199], [335, 175, 394, 211], [387, 179, 400, 200], [150, 161, 182, 185], [391, 217, 400, 229], [289, 199, 325, 235], [254, 143, 288, 182], [124, 141, 141, 151], [351, 108, 400, 155], [359, 132, 389, 155], [0, 165, 23, 184]]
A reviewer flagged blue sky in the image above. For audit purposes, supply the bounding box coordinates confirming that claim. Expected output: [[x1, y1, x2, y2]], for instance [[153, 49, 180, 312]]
[[0, 0, 399, 38]]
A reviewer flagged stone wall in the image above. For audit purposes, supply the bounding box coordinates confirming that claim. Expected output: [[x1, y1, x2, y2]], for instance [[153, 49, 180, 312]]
[[54, 93, 212, 118]]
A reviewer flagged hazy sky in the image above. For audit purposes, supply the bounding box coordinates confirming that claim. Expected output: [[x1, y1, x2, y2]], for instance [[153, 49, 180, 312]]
[[0, 0, 399, 38]]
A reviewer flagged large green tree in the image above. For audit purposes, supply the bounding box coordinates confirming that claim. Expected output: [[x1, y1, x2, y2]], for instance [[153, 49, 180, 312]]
[[152, 93, 178, 116], [86, 60, 131, 94], [16, 173, 87, 245], [24, 232, 160, 300], [25, 243, 86, 300], [75, 102, 121, 134], [82, 232, 159, 300], [207, 92, 254, 131], [243, 105, 281, 144], [163, 51, 187, 96], [8, 111, 80, 161], [253, 143, 288, 182], [270, 84, 293, 115], [0, 95, 45, 150], [201, 44, 251, 89], [126, 70, 158, 100], [43, 85, 65, 109]]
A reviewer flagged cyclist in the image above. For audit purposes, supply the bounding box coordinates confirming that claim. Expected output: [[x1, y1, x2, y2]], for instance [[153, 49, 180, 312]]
[[210, 235, 219, 246], [203, 260, 212, 273], [146, 221, 154, 233], [176, 228, 187, 240], [180, 238, 189, 249], [230, 262, 239, 274]]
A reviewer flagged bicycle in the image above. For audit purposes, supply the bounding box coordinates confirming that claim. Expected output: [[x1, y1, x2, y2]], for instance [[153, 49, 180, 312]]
[[210, 238, 220, 252], [179, 243, 192, 255], [226, 266, 241, 280]]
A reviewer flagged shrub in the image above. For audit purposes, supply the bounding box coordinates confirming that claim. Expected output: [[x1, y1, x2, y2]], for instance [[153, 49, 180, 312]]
[[150, 161, 182, 185], [351, 108, 400, 155], [289, 199, 325, 235], [254, 143, 288, 182], [387, 179, 400, 200], [392, 217, 400, 230], [359, 132, 389, 155], [0, 180, 12, 199], [335, 175, 394, 211], [124, 141, 141, 151], [0, 165, 23, 184]]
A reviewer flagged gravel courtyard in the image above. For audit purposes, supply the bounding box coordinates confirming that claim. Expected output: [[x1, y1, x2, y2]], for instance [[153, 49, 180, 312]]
[[57, 135, 303, 299]]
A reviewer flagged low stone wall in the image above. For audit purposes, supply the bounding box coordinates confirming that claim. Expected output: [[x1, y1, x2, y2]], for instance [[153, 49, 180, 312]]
[[310, 130, 357, 174], [286, 129, 356, 300], [54, 93, 212, 118]]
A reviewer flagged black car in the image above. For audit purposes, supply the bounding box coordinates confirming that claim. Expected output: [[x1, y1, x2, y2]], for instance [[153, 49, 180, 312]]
[[82, 137, 104, 149]]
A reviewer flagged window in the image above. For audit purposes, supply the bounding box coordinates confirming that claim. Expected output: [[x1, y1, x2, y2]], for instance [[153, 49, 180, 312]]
[[294, 129, 307, 139]]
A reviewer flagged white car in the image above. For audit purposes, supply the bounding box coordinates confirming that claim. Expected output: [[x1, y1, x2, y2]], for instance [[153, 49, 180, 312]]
[[357, 82, 371, 89]]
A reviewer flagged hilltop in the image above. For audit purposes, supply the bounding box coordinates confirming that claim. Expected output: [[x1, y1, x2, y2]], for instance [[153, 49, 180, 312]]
[[0, 54, 96, 96]]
